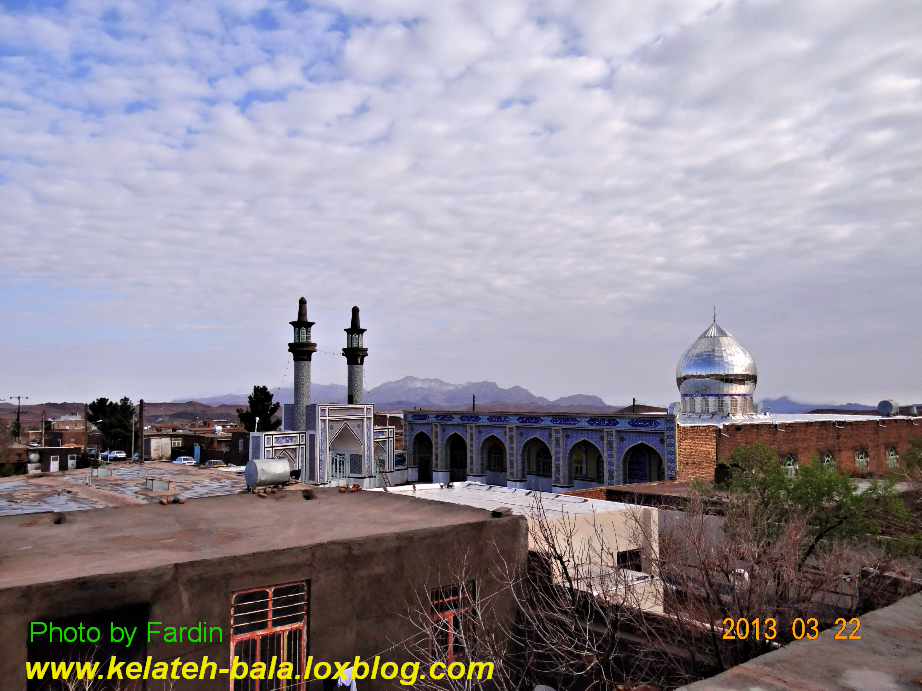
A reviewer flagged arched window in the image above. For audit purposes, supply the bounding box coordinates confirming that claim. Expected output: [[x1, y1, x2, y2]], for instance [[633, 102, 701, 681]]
[[570, 440, 603, 482], [783, 454, 798, 478], [523, 438, 552, 477], [855, 449, 869, 473], [821, 451, 835, 469], [887, 447, 899, 469]]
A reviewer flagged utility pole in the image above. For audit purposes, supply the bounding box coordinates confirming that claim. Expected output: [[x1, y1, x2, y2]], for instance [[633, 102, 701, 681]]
[[4, 394, 29, 442], [137, 399, 144, 462]]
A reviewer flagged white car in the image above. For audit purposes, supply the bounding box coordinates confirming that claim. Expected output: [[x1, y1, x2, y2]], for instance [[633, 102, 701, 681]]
[[172, 456, 196, 465], [108, 450, 127, 461]]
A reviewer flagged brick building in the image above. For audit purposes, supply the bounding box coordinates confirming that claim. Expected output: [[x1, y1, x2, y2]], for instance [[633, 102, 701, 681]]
[[677, 414, 922, 482], [673, 317, 921, 482]]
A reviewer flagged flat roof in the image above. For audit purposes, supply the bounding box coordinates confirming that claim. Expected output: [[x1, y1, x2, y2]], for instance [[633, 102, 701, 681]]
[[405, 409, 667, 417], [0, 488, 502, 591], [0, 461, 247, 516], [680, 591, 922, 690], [594, 481, 699, 499], [678, 412, 920, 427], [381, 481, 636, 517]]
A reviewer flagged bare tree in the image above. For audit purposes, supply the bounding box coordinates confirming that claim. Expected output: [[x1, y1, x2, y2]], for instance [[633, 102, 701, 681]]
[[403, 463, 912, 690], [402, 497, 700, 691]]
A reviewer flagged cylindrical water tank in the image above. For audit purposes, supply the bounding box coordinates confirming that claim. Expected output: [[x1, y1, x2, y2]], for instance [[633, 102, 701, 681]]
[[245, 459, 292, 489], [877, 400, 899, 417]]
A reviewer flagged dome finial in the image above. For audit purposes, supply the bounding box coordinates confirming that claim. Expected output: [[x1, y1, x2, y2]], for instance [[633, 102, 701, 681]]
[[713, 304, 717, 324], [297, 296, 308, 322]]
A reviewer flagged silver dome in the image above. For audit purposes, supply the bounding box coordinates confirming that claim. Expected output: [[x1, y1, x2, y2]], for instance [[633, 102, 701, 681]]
[[676, 320, 757, 397]]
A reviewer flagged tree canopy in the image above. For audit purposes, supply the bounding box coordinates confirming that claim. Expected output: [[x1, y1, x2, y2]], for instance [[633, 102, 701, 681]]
[[724, 443, 907, 565], [87, 397, 136, 451], [237, 385, 281, 432]]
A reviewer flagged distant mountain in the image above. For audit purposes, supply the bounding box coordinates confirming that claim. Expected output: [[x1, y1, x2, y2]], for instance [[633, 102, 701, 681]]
[[189, 383, 346, 406], [177, 376, 617, 411], [758, 396, 875, 414]]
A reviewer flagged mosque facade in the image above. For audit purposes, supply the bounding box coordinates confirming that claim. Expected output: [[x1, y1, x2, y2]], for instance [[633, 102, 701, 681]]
[[402, 410, 676, 492], [248, 299, 400, 489], [248, 299, 919, 490]]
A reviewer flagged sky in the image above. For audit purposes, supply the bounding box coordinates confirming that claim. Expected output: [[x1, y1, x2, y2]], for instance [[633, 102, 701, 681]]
[[1, 0, 921, 406]]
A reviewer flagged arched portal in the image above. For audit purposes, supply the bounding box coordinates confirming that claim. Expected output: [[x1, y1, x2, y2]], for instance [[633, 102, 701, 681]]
[[413, 432, 433, 483], [445, 433, 468, 482], [522, 436, 552, 480], [622, 443, 665, 484], [481, 435, 507, 486], [330, 423, 363, 482], [569, 440, 604, 484]]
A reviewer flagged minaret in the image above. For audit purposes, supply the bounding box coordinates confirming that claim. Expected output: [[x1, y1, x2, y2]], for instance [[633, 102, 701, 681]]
[[342, 305, 368, 405], [287, 297, 317, 431]]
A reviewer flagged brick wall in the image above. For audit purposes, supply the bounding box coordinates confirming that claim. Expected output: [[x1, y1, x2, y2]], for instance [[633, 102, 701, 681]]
[[676, 425, 718, 482], [676, 417, 922, 482], [717, 418, 922, 476], [566, 487, 609, 500]]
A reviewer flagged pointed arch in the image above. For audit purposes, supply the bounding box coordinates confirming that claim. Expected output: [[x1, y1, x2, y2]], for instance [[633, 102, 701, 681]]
[[569, 439, 604, 483], [521, 436, 552, 478], [444, 432, 468, 482], [622, 442, 664, 484], [412, 431, 433, 483], [480, 434, 507, 486]]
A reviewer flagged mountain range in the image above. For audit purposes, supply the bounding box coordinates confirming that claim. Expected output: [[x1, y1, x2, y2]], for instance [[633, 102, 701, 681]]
[[176, 377, 899, 414], [178, 376, 614, 411]]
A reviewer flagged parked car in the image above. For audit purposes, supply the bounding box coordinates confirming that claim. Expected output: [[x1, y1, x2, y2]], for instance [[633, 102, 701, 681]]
[[172, 456, 196, 465], [108, 450, 127, 461], [99, 451, 110, 462]]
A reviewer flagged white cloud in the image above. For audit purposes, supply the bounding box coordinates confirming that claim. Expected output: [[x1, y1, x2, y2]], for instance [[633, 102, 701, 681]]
[[0, 0, 921, 404]]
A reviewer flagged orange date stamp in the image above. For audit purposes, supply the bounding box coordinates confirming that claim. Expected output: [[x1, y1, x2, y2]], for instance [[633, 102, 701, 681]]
[[720, 617, 862, 641]]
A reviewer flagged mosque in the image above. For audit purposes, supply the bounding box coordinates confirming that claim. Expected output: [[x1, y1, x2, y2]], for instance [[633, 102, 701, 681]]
[[672, 317, 921, 483], [249, 299, 920, 491], [403, 313, 921, 489], [248, 298, 399, 489]]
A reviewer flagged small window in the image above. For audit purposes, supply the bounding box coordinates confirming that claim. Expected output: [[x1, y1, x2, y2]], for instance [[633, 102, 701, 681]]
[[887, 447, 899, 469], [171, 438, 183, 448], [617, 549, 643, 573], [855, 449, 869, 472], [67, 454, 78, 462], [50, 455, 60, 463], [821, 451, 835, 468], [431, 581, 475, 663], [783, 454, 798, 478], [231, 581, 308, 691]]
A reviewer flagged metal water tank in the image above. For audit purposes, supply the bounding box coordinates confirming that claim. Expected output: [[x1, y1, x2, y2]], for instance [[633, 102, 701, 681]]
[[244, 458, 291, 490], [877, 400, 899, 417]]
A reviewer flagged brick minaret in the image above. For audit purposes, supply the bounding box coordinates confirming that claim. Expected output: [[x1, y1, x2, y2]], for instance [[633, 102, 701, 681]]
[[342, 306, 368, 405], [287, 297, 317, 431]]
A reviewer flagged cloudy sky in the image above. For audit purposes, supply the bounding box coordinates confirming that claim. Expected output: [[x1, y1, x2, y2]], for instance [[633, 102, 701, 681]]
[[2, 0, 921, 406]]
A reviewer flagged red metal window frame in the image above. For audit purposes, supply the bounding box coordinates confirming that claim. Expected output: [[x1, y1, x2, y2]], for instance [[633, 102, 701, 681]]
[[430, 581, 475, 663], [230, 581, 309, 691]]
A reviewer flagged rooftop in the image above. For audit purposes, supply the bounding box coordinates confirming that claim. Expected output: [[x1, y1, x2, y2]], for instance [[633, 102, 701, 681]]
[[0, 461, 247, 516], [678, 412, 921, 427], [405, 409, 669, 418], [680, 591, 922, 690], [380, 481, 637, 517], [0, 488, 504, 591]]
